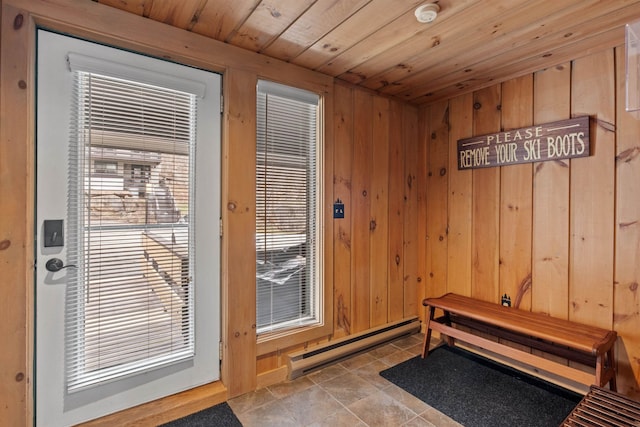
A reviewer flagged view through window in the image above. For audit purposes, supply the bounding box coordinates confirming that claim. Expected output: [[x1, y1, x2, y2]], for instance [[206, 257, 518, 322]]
[[66, 70, 196, 390]]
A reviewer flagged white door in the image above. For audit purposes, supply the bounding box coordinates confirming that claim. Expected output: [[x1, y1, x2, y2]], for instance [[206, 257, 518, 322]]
[[36, 30, 221, 426]]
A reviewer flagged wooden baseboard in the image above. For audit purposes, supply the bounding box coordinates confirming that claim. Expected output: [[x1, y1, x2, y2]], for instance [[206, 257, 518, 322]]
[[78, 381, 227, 427], [257, 365, 289, 389]]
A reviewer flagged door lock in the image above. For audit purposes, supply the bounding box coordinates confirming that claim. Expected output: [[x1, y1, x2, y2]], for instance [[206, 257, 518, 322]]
[[44, 220, 64, 247]]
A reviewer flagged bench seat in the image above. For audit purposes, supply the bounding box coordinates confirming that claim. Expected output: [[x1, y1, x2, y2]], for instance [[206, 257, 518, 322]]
[[422, 293, 617, 390]]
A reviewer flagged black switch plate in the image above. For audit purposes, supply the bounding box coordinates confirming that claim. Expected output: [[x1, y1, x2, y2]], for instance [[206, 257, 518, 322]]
[[333, 200, 344, 219], [44, 219, 64, 247]]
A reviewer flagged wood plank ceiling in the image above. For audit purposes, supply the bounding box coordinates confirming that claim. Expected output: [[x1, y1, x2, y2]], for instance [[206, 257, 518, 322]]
[[96, 0, 640, 105]]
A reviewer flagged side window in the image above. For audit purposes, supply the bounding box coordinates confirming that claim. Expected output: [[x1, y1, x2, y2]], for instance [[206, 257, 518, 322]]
[[93, 160, 118, 175], [256, 80, 320, 335]]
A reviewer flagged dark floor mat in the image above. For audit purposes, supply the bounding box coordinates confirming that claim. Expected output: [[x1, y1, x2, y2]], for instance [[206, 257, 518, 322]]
[[380, 345, 582, 427], [159, 402, 242, 427]]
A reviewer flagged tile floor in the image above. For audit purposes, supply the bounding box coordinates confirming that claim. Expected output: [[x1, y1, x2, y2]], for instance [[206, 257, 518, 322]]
[[228, 333, 463, 427]]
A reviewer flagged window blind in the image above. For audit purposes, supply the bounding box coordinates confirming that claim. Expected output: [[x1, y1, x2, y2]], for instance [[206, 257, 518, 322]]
[[256, 81, 320, 334], [66, 69, 197, 391]]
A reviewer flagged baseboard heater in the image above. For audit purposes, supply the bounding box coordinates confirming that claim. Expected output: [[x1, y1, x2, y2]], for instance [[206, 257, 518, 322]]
[[287, 316, 421, 379]]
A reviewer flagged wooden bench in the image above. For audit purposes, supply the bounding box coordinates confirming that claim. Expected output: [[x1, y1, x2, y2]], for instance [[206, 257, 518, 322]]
[[422, 293, 617, 390]]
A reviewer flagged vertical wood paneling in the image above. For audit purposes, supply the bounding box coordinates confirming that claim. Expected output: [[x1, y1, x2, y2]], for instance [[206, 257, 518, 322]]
[[388, 100, 406, 321], [531, 63, 571, 319], [331, 89, 417, 331], [0, 5, 33, 424], [447, 93, 473, 296], [329, 88, 421, 331], [370, 96, 390, 327], [499, 76, 533, 310], [471, 86, 502, 302], [530, 63, 571, 365], [425, 101, 449, 300], [333, 84, 354, 338], [223, 68, 257, 397], [614, 46, 640, 397], [430, 49, 639, 398], [403, 105, 420, 316], [351, 89, 372, 333], [417, 105, 429, 316], [322, 79, 336, 353], [569, 51, 615, 329]]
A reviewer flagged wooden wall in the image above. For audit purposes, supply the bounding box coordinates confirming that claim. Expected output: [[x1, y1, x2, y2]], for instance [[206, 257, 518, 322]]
[[421, 47, 640, 399], [2, 1, 640, 425], [256, 83, 422, 374], [332, 83, 422, 337]]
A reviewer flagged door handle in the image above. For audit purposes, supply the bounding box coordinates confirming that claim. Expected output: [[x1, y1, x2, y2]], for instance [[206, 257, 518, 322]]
[[45, 258, 76, 272]]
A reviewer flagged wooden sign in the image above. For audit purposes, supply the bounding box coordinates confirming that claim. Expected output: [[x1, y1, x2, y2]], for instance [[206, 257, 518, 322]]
[[457, 116, 590, 170]]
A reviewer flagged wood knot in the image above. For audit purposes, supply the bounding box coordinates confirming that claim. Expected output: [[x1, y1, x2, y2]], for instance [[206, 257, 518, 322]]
[[18, 80, 27, 90], [13, 14, 23, 30], [227, 202, 237, 212], [234, 332, 240, 338], [15, 372, 24, 382], [395, 254, 400, 265], [269, 7, 282, 18], [369, 219, 377, 231], [0, 240, 11, 250], [473, 102, 481, 110], [439, 167, 446, 176]]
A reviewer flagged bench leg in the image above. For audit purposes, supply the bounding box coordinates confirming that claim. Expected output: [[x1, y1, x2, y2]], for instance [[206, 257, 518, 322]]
[[595, 346, 617, 391], [606, 346, 617, 391], [421, 306, 435, 358]]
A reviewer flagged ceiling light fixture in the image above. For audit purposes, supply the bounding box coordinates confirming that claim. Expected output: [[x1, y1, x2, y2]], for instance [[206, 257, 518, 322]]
[[415, 3, 440, 23]]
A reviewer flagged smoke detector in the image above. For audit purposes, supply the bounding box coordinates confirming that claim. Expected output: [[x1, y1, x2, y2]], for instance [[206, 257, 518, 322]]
[[415, 3, 440, 23]]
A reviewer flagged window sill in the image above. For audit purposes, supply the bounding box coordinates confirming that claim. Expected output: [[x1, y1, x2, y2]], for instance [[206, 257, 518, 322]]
[[256, 320, 333, 356]]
